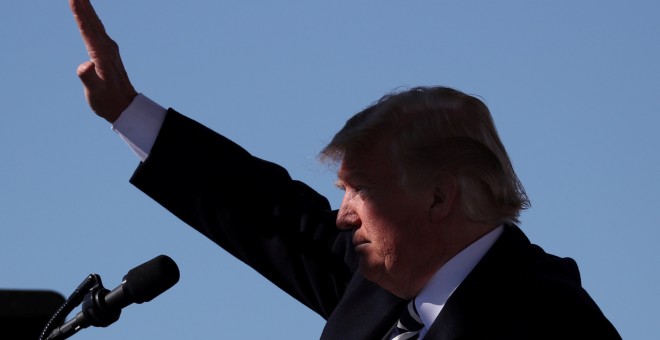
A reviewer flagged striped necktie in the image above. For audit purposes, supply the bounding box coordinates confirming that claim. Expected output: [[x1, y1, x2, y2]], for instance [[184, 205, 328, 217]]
[[389, 299, 424, 340]]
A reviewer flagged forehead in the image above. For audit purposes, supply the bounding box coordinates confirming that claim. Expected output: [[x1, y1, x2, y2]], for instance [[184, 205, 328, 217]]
[[337, 137, 398, 182]]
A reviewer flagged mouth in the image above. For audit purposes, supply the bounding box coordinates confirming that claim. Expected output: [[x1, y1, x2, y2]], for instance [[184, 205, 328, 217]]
[[351, 230, 370, 251], [353, 238, 370, 249]]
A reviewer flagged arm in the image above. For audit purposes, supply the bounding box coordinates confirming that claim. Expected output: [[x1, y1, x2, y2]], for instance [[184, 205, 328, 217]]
[[69, 0, 356, 318], [130, 110, 356, 318]]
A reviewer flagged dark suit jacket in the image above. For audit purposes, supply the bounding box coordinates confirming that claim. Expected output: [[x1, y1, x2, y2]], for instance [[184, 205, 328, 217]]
[[129, 110, 621, 339]]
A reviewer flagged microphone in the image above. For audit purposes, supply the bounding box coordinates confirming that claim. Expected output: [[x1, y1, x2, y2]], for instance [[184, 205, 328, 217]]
[[47, 255, 180, 340], [105, 254, 180, 307]]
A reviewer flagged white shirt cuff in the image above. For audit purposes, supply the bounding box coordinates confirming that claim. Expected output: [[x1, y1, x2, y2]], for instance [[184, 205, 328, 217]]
[[111, 93, 167, 162]]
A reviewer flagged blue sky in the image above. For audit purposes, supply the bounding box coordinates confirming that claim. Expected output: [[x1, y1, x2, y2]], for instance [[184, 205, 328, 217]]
[[1, 1, 658, 339]]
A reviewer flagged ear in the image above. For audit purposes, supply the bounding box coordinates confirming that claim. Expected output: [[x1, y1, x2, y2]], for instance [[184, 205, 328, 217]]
[[429, 176, 458, 223]]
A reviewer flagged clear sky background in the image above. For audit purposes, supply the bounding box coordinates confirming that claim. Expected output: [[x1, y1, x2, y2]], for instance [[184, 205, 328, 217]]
[[1, 1, 658, 339]]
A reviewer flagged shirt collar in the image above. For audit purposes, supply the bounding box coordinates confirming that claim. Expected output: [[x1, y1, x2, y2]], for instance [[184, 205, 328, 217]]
[[415, 225, 504, 338]]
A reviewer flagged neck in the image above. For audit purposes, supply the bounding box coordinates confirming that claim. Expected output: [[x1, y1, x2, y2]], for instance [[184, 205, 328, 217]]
[[400, 219, 498, 299]]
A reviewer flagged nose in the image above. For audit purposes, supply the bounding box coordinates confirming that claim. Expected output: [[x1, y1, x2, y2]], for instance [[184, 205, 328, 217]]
[[336, 195, 360, 230]]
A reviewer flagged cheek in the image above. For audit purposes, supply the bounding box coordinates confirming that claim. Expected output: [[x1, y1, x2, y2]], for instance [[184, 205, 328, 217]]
[[373, 212, 428, 260], [359, 196, 422, 253], [368, 220, 404, 264], [358, 232, 400, 279]]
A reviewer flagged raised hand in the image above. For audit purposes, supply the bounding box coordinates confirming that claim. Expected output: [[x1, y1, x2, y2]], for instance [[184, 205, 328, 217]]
[[70, 0, 138, 123]]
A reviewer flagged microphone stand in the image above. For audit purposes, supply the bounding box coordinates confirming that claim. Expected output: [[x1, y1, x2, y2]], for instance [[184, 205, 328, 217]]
[[40, 273, 121, 340]]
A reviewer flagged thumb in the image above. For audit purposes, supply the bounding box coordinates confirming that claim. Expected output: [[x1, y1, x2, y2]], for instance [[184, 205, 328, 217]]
[[77, 61, 103, 91], [76, 60, 119, 122]]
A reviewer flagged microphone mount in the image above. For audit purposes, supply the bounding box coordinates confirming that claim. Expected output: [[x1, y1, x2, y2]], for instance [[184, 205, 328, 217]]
[[79, 275, 121, 327], [44, 274, 120, 340]]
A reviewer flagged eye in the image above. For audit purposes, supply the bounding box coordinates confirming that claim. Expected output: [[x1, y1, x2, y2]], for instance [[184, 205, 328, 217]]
[[335, 180, 368, 196], [353, 186, 371, 197]]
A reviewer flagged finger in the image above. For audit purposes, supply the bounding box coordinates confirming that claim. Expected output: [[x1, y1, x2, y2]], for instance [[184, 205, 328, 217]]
[[71, 0, 123, 83], [70, 0, 106, 35], [70, 0, 111, 58]]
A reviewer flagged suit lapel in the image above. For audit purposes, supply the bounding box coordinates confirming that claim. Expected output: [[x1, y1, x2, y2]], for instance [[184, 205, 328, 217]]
[[422, 225, 533, 340], [321, 273, 406, 340]]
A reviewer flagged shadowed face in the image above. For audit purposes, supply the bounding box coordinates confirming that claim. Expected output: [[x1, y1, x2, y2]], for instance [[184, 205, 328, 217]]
[[335, 138, 443, 298]]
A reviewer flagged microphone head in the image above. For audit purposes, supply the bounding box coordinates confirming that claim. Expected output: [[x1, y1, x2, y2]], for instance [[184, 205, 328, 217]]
[[123, 255, 180, 304]]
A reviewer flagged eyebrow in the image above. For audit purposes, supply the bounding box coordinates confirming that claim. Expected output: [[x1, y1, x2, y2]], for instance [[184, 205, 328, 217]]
[[335, 169, 376, 188], [336, 169, 365, 183]]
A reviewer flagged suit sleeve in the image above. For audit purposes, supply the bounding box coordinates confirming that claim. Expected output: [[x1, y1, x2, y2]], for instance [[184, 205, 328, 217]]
[[129, 109, 357, 319]]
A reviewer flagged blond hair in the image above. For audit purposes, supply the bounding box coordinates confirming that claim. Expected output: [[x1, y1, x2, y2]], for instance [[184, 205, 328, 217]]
[[321, 86, 530, 224]]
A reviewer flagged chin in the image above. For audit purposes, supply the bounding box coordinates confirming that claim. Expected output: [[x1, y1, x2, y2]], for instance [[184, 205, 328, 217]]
[[360, 257, 383, 285], [358, 260, 389, 288]]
